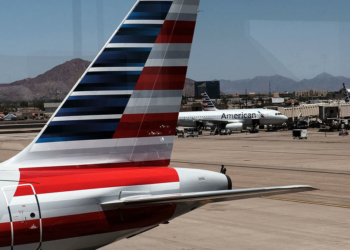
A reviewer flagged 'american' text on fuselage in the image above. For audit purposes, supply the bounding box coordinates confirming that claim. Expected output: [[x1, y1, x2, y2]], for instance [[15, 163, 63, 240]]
[[221, 113, 257, 119]]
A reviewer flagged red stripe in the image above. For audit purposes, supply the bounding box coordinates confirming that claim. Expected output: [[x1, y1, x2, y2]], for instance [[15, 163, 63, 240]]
[[134, 67, 188, 90], [113, 113, 178, 139], [41, 204, 176, 242], [156, 21, 196, 43], [13, 220, 40, 246], [0, 223, 11, 247], [15, 167, 178, 196]]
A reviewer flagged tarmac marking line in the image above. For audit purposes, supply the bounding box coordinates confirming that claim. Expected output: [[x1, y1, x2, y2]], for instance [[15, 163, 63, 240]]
[[172, 160, 350, 176], [262, 196, 350, 209]]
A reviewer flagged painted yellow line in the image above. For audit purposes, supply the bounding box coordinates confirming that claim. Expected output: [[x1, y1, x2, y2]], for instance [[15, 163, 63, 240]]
[[262, 196, 350, 209]]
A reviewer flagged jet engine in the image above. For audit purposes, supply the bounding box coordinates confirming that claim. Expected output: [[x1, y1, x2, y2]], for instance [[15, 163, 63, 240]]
[[226, 123, 243, 131]]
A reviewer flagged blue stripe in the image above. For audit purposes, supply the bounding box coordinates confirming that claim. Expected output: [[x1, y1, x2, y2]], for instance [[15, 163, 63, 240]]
[[111, 24, 162, 44], [42, 123, 118, 135], [37, 119, 120, 143], [36, 133, 115, 143], [75, 83, 136, 91], [111, 36, 158, 43], [132, 2, 172, 13], [47, 119, 120, 127], [128, 1, 172, 20], [80, 72, 141, 84], [55, 107, 127, 117], [75, 71, 141, 91], [128, 12, 169, 20], [93, 48, 151, 67], [56, 95, 130, 117]]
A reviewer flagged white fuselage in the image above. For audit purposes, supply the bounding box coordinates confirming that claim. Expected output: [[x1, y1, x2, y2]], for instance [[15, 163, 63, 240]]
[[177, 109, 288, 128]]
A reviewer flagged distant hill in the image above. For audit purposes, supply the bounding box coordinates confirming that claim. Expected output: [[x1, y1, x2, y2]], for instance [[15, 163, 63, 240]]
[[0, 58, 195, 101], [0, 58, 90, 101], [220, 73, 350, 94]]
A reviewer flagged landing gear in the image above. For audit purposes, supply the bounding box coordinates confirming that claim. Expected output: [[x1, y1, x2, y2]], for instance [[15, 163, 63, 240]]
[[250, 120, 260, 133]]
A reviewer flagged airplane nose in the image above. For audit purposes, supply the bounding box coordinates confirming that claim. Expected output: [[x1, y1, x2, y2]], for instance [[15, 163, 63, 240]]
[[282, 115, 288, 121]]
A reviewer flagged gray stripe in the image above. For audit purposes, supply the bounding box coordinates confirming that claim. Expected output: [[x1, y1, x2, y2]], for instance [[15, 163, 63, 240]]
[[166, 13, 198, 21], [182, 0, 200, 5], [124, 105, 180, 114], [127, 97, 180, 107], [170, 0, 200, 8], [148, 44, 192, 60], [148, 50, 191, 60], [25, 144, 173, 161], [151, 43, 192, 51], [124, 90, 182, 114], [131, 90, 183, 98]]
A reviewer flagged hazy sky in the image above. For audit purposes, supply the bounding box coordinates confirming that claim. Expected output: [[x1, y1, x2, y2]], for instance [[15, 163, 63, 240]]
[[1, 0, 350, 83]]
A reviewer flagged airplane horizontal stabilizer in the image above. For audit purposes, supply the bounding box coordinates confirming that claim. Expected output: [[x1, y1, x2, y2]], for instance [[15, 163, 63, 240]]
[[101, 185, 316, 210]]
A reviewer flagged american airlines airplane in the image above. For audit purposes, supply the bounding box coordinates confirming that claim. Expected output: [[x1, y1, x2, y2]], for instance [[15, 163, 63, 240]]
[[178, 92, 288, 132], [0, 1, 314, 249]]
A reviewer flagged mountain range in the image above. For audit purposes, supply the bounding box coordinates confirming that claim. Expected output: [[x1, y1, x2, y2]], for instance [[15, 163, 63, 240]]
[[0, 58, 348, 102], [220, 73, 349, 94]]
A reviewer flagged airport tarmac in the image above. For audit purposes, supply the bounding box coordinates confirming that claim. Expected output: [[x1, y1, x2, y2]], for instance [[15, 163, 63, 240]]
[[1, 129, 350, 249]]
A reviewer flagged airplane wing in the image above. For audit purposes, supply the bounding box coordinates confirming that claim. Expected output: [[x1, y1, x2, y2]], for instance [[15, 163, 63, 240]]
[[101, 185, 315, 210]]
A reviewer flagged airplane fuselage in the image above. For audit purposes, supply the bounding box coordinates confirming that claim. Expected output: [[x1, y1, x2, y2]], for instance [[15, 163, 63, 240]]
[[0, 167, 230, 250], [177, 109, 288, 128]]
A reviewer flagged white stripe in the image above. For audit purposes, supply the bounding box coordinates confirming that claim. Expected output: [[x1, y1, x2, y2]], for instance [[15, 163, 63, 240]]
[[88, 67, 143, 72], [124, 20, 164, 24], [31, 136, 174, 152], [52, 115, 122, 122], [145, 58, 189, 67], [106, 43, 154, 48], [71, 90, 133, 96]]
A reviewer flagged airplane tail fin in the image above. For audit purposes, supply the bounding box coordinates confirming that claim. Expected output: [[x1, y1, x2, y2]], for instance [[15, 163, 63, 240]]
[[2, 0, 200, 169], [201, 91, 218, 111]]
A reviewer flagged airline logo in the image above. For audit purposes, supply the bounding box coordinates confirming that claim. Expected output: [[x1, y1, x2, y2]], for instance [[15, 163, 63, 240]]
[[258, 111, 265, 118], [221, 113, 257, 119], [201, 91, 217, 111]]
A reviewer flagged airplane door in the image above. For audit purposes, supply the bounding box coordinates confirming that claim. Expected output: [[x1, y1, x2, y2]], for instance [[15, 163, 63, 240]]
[[2, 184, 42, 250]]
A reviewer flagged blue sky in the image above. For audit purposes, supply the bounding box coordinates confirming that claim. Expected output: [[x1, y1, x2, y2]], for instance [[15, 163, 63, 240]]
[[1, 0, 350, 83]]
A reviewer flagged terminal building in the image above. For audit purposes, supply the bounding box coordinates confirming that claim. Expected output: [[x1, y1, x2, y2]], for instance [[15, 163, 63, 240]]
[[194, 81, 220, 99]]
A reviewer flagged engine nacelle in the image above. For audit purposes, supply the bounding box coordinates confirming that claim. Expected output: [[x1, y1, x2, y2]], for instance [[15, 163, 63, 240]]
[[226, 123, 243, 131]]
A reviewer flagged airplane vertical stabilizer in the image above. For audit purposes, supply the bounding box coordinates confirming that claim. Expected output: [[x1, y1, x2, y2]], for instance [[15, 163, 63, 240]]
[[201, 91, 218, 111], [1, 0, 200, 169]]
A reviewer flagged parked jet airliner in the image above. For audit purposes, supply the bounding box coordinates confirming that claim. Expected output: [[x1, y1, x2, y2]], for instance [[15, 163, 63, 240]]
[[178, 91, 288, 132], [0, 1, 314, 249]]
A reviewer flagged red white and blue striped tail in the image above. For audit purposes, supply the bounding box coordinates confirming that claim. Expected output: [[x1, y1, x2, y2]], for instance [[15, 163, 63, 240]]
[[201, 91, 218, 111], [2, 0, 200, 170]]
